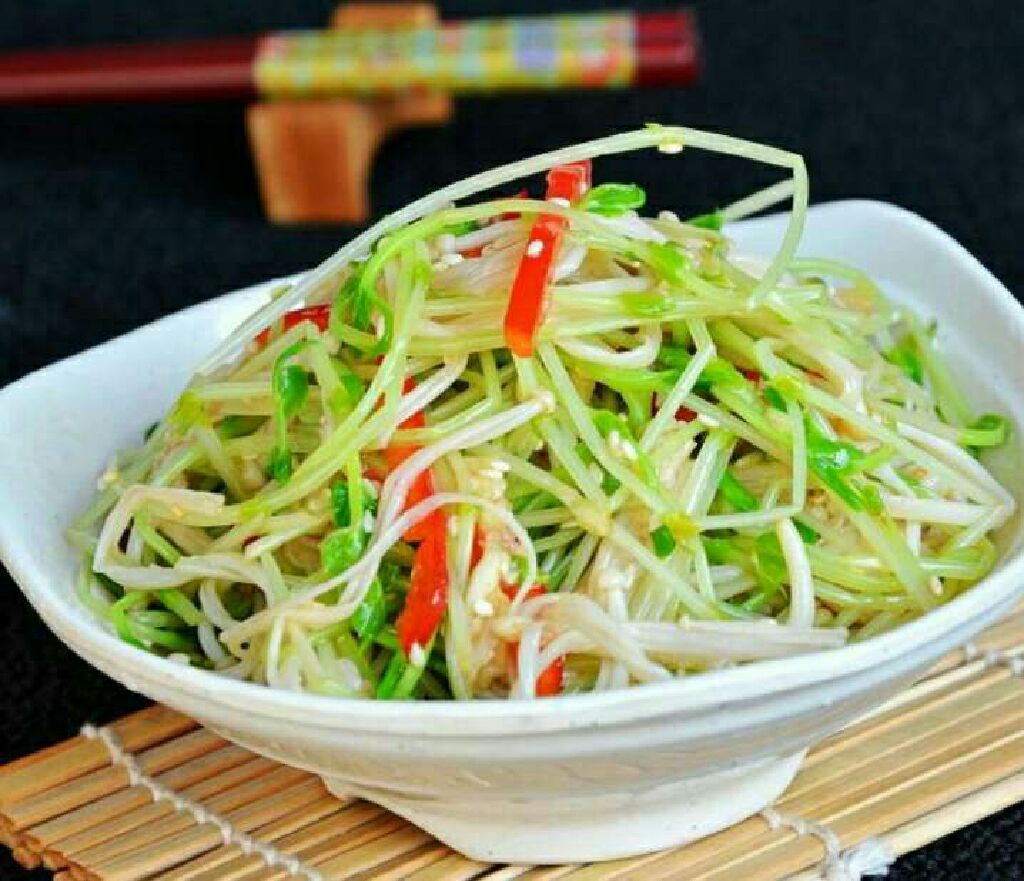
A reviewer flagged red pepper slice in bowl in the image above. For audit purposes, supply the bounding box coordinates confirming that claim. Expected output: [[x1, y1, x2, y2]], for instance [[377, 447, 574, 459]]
[[534, 655, 565, 697], [676, 406, 699, 423], [391, 377, 450, 658], [501, 583, 564, 697], [503, 161, 591, 357], [255, 304, 331, 347], [383, 377, 438, 542], [396, 516, 449, 658], [504, 634, 565, 698]]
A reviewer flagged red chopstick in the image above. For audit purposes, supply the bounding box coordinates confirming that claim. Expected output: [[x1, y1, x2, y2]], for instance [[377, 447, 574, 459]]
[[0, 37, 259, 104], [0, 11, 699, 105]]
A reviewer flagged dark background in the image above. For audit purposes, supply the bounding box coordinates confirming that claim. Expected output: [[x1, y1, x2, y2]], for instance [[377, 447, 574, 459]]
[[1, 1, 1022, 878]]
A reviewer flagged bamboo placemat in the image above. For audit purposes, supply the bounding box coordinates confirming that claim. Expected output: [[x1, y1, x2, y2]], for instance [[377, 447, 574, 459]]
[[2, 608, 1023, 881]]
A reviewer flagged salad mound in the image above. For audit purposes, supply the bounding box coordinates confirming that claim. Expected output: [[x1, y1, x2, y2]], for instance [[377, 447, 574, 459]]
[[71, 126, 1015, 700]]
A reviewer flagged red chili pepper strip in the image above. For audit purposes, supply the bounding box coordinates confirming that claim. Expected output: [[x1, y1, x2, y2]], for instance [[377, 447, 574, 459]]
[[401, 476, 437, 543], [500, 583, 564, 696], [383, 380, 426, 460], [501, 583, 545, 602], [534, 656, 565, 697], [255, 304, 331, 347], [396, 519, 449, 657], [742, 368, 762, 383], [503, 162, 591, 357], [675, 406, 699, 423], [388, 375, 454, 656], [505, 641, 564, 696], [384, 377, 437, 542], [548, 163, 592, 198], [470, 526, 486, 569], [654, 391, 699, 424]]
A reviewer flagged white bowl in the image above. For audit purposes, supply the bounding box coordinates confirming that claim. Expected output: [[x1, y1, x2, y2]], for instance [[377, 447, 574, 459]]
[[1, 201, 1022, 864]]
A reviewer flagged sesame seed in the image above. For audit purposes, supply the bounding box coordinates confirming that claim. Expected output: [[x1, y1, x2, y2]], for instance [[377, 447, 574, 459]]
[[473, 599, 495, 617], [536, 390, 556, 413], [657, 140, 684, 154], [432, 252, 465, 271], [479, 468, 504, 481], [548, 196, 570, 208], [409, 643, 427, 668], [698, 414, 720, 429], [658, 210, 680, 222], [621, 442, 639, 462], [490, 460, 511, 472], [526, 239, 545, 258]]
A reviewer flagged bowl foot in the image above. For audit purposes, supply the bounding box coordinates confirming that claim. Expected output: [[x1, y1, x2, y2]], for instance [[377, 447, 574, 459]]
[[322, 750, 805, 864]]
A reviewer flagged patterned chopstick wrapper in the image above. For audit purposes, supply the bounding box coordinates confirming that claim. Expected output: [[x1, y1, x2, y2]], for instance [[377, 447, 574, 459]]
[[255, 13, 636, 97]]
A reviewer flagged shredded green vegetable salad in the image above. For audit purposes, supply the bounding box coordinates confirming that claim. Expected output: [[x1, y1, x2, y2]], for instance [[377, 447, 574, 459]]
[[71, 126, 1016, 700]]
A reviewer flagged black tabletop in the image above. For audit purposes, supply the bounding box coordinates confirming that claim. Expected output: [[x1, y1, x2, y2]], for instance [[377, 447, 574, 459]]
[[1, 1, 1022, 879]]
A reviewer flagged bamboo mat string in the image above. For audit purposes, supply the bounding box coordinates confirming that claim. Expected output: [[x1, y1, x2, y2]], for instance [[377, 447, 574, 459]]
[[823, 839, 895, 881], [962, 641, 1024, 676], [79, 724, 322, 881], [758, 807, 893, 881]]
